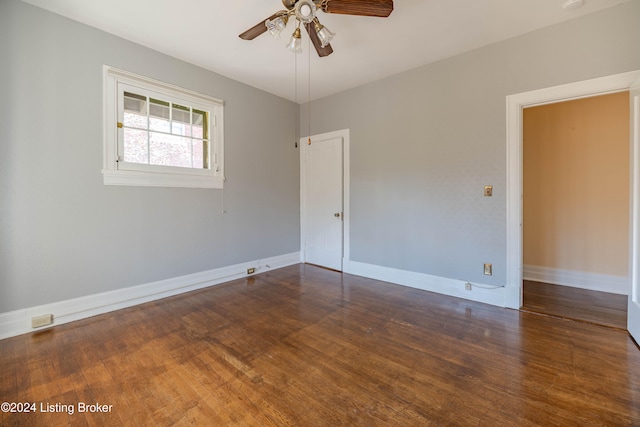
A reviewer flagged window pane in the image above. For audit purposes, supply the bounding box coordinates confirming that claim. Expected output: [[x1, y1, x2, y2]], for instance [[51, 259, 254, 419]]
[[192, 139, 206, 169], [149, 132, 191, 168], [123, 128, 149, 164], [172, 104, 191, 137], [192, 109, 207, 139], [123, 92, 147, 129], [149, 98, 170, 133]]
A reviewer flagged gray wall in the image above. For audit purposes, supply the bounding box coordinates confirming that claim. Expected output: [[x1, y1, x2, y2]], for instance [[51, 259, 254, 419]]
[[301, 1, 640, 286], [0, 0, 300, 313]]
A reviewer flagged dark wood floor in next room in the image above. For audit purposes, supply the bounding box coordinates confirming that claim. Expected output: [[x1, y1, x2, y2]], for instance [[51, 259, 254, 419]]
[[1, 264, 639, 426], [522, 280, 628, 330]]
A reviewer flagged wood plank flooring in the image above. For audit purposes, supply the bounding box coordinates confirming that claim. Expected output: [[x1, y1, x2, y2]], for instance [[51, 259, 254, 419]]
[[522, 280, 628, 330], [2, 264, 639, 426]]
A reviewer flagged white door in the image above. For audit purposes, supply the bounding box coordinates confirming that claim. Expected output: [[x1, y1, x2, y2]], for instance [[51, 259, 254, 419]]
[[629, 79, 640, 343], [302, 136, 344, 271]]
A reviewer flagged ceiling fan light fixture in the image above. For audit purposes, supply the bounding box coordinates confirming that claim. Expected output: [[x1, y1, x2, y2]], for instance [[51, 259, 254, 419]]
[[315, 22, 335, 48], [266, 15, 288, 39], [287, 27, 303, 53], [294, 0, 317, 23], [240, 0, 394, 56]]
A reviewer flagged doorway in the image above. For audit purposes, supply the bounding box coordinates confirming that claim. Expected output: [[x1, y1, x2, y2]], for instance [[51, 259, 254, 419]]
[[505, 70, 640, 344], [300, 129, 350, 271], [520, 93, 629, 329]]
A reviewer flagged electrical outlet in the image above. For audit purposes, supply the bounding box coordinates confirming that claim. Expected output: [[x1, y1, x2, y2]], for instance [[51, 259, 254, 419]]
[[484, 185, 493, 197], [484, 263, 493, 276], [247, 267, 256, 275], [465, 282, 472, 291], [32, 314, 53, 328]]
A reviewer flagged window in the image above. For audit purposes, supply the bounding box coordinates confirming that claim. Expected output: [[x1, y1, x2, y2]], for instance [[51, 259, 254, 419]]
[[103, 66, 224, 188]]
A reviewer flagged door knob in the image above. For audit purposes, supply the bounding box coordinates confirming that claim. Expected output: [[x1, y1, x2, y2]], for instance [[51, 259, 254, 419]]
[[334, 212, 341, 218]]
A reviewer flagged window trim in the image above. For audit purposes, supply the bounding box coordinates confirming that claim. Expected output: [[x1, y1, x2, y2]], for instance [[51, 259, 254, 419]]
[[103, 66, 224, 189]]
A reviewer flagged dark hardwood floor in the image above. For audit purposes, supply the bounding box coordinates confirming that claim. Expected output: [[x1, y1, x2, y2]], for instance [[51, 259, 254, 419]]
[[2, 265, 639, 426], [522, 280, 628, 330]]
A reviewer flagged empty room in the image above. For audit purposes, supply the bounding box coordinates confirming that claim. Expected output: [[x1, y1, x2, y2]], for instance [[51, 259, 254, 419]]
[[1, 0, 640, 425]]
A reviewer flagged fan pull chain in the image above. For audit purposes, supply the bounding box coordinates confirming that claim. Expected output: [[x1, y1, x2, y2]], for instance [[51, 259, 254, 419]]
[[294, 40, 298, 148], [308, 33, 311, 145]]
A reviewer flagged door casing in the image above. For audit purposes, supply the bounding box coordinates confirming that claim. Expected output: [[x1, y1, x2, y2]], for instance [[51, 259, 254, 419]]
[[505, 71, 640, 315]]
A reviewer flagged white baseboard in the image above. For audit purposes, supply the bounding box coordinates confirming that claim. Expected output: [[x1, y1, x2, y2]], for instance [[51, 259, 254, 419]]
[[523, 265, 629, 295], [344, 260, 510, 307], [0, 252, 300, 341]]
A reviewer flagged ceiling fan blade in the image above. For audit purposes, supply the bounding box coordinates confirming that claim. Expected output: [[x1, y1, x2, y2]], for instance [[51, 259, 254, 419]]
[[239, 12, 282, 40], [320, 0, 393, 18], [304, 22, 333, 57]]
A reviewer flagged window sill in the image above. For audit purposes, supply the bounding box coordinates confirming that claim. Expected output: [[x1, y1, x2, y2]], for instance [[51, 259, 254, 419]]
[[102, 169, 224, 189]]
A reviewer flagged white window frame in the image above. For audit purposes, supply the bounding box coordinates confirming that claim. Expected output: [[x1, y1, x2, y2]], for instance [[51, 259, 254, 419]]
[[103, 66, 224, 189]]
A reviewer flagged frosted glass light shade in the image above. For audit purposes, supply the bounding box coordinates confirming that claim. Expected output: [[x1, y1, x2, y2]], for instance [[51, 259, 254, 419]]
[[287, 28, 302, 53], [316, 25, 335, 48], [266, 16, 287, 39]]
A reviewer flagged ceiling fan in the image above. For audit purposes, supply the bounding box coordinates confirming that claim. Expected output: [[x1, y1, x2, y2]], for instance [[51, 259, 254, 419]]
[[239, 0, 394, 57]]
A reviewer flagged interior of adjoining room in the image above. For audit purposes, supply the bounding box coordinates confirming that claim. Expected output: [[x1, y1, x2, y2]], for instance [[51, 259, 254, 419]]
[[521, 92, 630, 329]]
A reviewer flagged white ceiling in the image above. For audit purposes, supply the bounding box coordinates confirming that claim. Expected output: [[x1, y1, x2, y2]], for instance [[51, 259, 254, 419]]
[[21, 0, 631, 103]]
